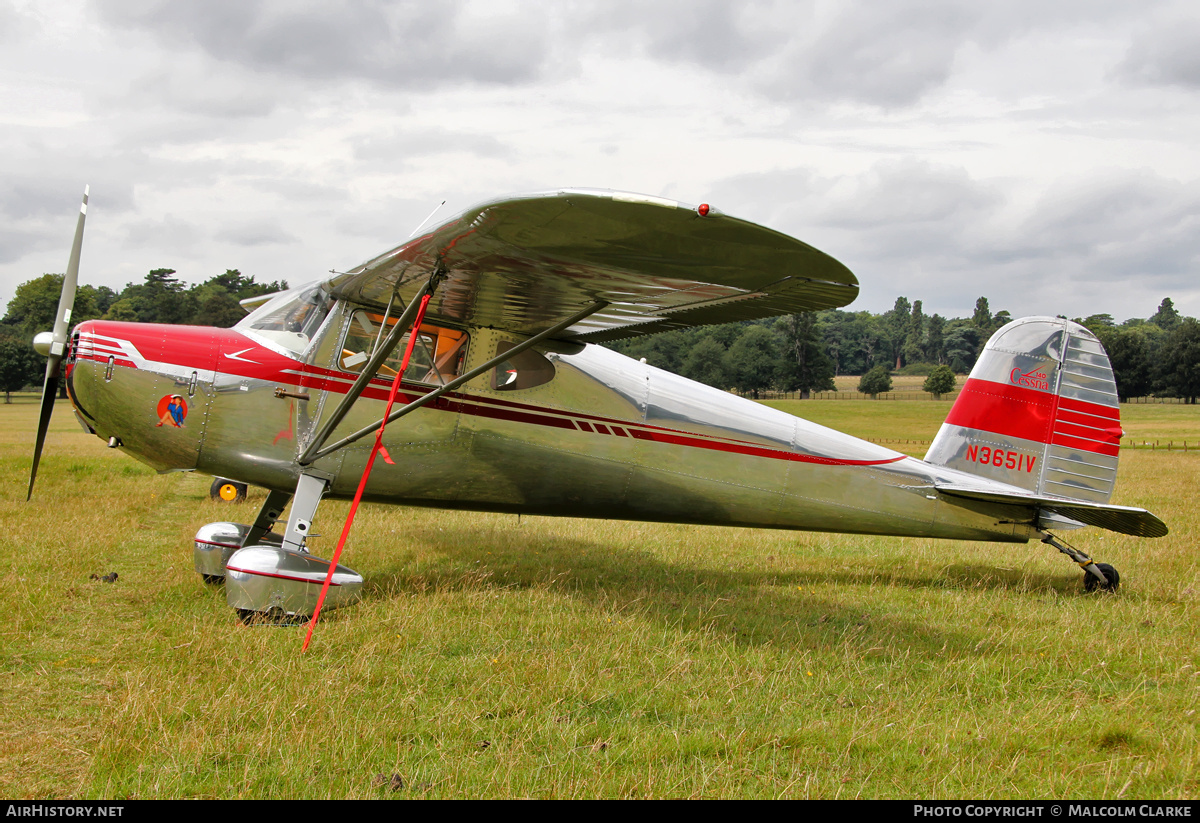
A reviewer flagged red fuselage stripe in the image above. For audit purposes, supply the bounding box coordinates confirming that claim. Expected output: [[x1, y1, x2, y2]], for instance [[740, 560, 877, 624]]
[[76, 321, 907, 469]]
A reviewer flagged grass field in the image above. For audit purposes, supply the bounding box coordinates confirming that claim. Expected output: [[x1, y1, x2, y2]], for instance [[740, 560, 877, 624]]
[[1, 396, 1197, 799]]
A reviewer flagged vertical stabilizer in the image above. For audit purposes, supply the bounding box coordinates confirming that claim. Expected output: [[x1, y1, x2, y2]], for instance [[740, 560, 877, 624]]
[[925, 317, 1122, 503]]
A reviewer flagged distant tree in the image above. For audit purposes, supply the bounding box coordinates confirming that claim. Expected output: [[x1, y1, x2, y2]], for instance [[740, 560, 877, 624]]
[[885, 296, 912, 369], [2, 274, 100, 398], [777, 313, 835, 398], [0, 329, 42, 403], [943, 323, 982, 373], [79, 284, 118, 317], [972, 297, 991, 330], [857, 365, 893, 398], [818, 309, 883, 376], [925, 313, 945, 364], [1094, 325, 1155, 399], [1157, 318, 1200, 404], [1149, 298, 1181, 331], [903, 300, 925, 366], [1078, 314, 1116, 335], [2, 274, 100, 336], [103, 299, 141, 322], [191, 290, 246, 328], [198, 269, 287, 303], [680, 335, 729, 388], [724, 325, 779, 398], [923, 365, 956, 399], [613, 329, 692, 373]]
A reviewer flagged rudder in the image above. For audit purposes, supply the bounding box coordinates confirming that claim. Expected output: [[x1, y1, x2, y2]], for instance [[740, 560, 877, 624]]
[[925, 317, 1123, 503]]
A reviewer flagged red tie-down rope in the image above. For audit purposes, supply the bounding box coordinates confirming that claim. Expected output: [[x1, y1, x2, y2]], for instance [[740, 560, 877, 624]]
[[302, 291, 433, 652]]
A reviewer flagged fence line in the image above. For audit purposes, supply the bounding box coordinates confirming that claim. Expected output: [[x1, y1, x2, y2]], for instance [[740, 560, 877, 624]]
[[741, 390, 963, 401], [741, 389, 1192, 403], [858, 438, 1189, 451]]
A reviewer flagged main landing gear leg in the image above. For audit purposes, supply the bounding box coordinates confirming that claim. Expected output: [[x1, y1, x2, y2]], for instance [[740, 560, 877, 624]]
[[280, 471, 330, 553], [224, 470, 363, 622], [245, 489, 292, 548], [193, 488, 292, 584], [1040, 532, 1120, 592]]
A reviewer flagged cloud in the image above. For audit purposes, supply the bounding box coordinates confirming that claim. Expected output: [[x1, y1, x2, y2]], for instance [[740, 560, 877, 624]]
[[703, 159, 1200, 318], [123, 213, 202, 252], [816, 158, 1002, 228], [706, 158, 1003, 257], [0, 1, 35, 45], [352, 129, 510, 164], [1116, 16, 1200, 90], [0, 175, 136, 266], [93, 0, 558, 90], [1015, 172, 1200, 280], [215, 219, 297, 247]]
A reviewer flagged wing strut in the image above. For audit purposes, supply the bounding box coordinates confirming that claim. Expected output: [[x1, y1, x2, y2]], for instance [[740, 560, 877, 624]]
[[299, 299, 610, 465], [302, 286, 439, 652], [297, 270, 443, 465]]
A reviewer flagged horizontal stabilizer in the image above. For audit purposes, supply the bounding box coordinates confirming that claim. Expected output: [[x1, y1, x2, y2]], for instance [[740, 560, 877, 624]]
[[935, 483, 1168, 538]]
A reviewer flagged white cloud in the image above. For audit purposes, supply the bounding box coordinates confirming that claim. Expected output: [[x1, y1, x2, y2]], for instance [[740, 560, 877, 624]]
[[2, 0, 1199, 322]]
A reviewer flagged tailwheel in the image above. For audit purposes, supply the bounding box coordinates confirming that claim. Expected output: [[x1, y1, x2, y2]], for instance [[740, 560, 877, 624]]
[[1041, 532, 1120, 594], [210, 478, 247, 503], [1083, 563, 1120, 593]]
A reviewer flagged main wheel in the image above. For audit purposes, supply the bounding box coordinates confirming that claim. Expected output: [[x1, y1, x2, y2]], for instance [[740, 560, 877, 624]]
[[1083, 563, 1120, 593], [210, 478, 247, 503]]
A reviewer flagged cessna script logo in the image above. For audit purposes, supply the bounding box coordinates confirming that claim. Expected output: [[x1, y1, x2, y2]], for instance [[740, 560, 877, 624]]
[[1010, 366, 1051, 391]]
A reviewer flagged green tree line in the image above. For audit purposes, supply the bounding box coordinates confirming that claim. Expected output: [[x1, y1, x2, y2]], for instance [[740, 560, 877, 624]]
[[608, 296, 1200, 404], [2, 272, 1198, 405], [0, 269, 285, 402]]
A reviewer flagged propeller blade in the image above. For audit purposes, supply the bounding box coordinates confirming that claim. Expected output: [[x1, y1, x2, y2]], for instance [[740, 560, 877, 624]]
[[27, 372, 58, 501], [27, 186, 89, 501]]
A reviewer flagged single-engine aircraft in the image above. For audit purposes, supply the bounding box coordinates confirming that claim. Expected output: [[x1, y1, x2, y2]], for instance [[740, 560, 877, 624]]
[[28, 187, 1167, 621]]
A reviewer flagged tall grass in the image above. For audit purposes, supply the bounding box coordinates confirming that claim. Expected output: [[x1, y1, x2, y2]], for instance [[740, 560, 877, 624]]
[[1, 399, 1196, 798]]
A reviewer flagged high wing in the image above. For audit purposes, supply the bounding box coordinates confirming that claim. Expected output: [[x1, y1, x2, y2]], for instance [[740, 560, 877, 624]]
[[326, 189, 858, 342]]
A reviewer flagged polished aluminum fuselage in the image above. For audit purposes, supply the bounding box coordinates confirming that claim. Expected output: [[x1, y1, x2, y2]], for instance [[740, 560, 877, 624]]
[[66, 302, 1037, 545]]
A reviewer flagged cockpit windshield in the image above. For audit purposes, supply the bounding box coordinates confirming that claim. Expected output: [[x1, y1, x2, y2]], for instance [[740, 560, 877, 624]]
[[237, 285, 332, 354]]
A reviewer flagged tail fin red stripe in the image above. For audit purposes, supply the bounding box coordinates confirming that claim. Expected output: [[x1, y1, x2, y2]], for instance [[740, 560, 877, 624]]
[[1054, 419, 1122, 445], [1057, 395, 1119, 420], [1050, 432, 1121, 457], [944, 379, 1055, 444]]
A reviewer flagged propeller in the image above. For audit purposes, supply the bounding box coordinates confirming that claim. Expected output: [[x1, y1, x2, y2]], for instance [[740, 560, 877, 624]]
[[28, 186, 88, 501]]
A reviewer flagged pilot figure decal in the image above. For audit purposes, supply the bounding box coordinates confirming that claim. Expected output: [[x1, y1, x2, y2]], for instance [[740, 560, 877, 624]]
[[156, 394, 187, 428]]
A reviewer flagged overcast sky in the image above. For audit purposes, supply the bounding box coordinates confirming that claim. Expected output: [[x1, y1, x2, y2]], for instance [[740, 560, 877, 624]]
[[2, 0, 1198, 324]]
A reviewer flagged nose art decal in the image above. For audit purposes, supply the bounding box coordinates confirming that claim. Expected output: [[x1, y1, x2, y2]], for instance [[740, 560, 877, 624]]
[[156, 394, 188, 428]]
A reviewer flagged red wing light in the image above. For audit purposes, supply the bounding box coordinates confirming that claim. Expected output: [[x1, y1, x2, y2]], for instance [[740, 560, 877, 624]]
[[697, 203, 711, 216]]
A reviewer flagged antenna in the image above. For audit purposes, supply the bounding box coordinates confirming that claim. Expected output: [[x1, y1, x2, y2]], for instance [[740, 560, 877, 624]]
[[408, 200, 446, 239]]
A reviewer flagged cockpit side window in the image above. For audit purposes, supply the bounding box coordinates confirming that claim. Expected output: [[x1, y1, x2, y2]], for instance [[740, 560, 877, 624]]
[[339, 310, 469, 385], [491, 340, 555, 391]]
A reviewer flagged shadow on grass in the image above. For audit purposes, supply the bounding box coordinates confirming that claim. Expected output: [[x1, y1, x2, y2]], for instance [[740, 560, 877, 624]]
[[356, 525, 1085, 660]]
